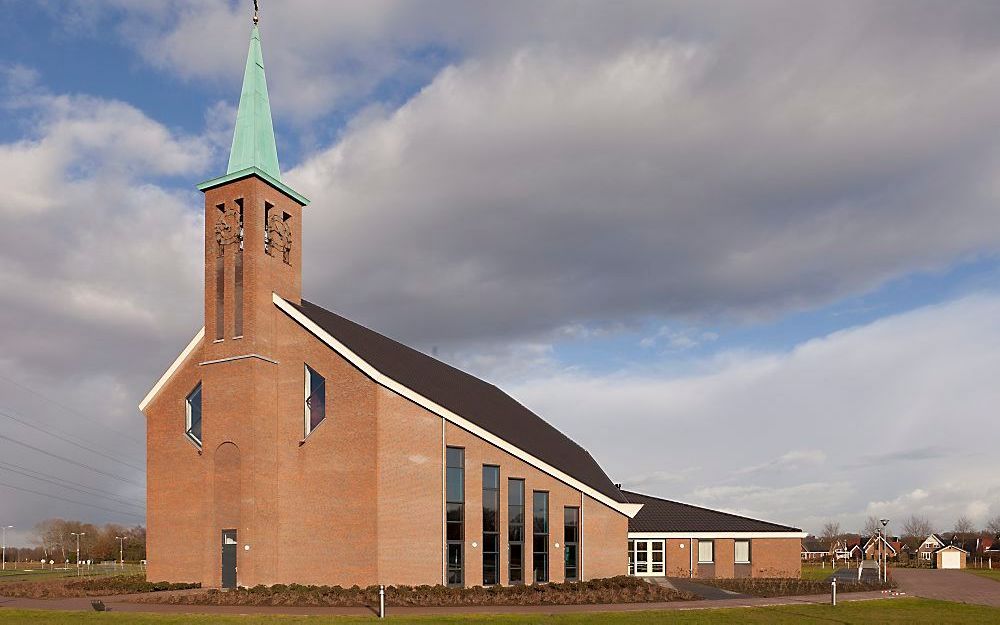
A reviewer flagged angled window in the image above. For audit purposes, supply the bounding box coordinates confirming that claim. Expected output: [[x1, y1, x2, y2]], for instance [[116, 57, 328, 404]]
[[185, 384, 202, 446], [304, 364, 326, 436]]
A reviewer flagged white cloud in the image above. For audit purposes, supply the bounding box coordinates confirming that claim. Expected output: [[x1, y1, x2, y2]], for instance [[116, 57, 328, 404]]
[[505, 295, 1000, 533]]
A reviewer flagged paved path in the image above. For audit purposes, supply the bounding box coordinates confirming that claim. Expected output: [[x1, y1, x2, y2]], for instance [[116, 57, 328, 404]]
[[660, 577, 752, 601], [893, 569, 1000, 607], [0, 590, 895, 617]]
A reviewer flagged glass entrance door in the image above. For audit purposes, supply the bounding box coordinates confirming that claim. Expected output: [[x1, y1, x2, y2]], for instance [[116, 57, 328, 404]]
[[630, 540, 665, 576]]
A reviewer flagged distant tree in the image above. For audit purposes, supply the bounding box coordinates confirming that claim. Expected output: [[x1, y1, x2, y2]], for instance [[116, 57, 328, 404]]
[[954, 516, 976, 539], [821, 521, 841, 544], [986, 515, 1000, 536], [863, 516, 882, 537], [901, 514, 933, 540]]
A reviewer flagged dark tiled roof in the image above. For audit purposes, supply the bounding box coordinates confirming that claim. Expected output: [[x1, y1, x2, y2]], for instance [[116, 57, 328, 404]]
[[621, 490, 801, 533], [290, 299, 627, 504]]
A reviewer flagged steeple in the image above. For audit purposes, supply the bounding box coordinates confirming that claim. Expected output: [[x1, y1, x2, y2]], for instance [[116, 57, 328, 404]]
[[227, 24, 280, 180]]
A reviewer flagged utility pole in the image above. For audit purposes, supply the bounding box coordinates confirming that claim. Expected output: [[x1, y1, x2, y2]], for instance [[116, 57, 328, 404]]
[[70, 532, 85, 576], [2, 525, 12, 571], [115, 536, 125, 569]]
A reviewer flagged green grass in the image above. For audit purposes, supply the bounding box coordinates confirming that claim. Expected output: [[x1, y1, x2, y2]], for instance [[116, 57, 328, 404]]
[[966, 568, 1000, 582], [799, 564, 837, 581], [0, 599, 998, 624], [0, 565, 145, 584]]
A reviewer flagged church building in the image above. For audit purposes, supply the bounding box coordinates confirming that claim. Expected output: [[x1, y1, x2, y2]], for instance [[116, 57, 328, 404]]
[[141, 18, 804, 589]]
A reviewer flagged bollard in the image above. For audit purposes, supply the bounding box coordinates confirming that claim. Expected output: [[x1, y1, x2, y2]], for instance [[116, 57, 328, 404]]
[[379, 584, 385, 619], [831, 576, 837, 606]]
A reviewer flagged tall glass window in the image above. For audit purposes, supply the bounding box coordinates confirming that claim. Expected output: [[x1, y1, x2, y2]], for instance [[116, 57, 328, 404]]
[[533, 491, 549, 583], [564, 507, 580, 581], [508, 478, 525, 584], [446, 447, 465, 586], [482, 465, 500, 585], [304, 364, 326, 436], [185, 383, 202, 446]]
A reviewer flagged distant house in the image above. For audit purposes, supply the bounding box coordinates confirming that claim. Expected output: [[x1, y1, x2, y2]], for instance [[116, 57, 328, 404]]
[[916, 534, 946, 562], [800, 538, 832, 560], [860, 534, 907, 560]]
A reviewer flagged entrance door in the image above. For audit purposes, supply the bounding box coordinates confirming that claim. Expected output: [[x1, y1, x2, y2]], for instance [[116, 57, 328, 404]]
[[222, 530, 237, 588], [631, 540, 665, 576]]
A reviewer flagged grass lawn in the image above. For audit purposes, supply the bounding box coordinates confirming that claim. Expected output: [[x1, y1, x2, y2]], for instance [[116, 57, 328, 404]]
[[0, 599, 998, 624], [0, 566, 145, 585], [966, 568, 1000, 582], [799, 564, 836, 581]]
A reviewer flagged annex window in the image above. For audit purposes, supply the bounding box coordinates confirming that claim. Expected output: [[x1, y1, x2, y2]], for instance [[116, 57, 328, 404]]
[[446, 447, 465, 586], [735, 540, 750, 564], [698, 539, 714, 564], [508, 478, 525, 584], [304, 364, 326, 436], [564, 507, 580, 581], [185, 383, 202, 446], [482, 465, 500, 586], [533, 491, 549, 583]]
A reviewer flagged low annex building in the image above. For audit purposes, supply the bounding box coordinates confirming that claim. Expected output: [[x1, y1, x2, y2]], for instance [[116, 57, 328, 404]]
[[140, 18, 805, 589]]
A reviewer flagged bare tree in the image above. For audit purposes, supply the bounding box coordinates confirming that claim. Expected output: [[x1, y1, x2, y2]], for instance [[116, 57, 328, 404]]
[[901, 514, 933, 539], [954, 516, 976, 539], [986, 514, 1000, 536], [863, 516, 882, 537], [821, 521, 841, 544]]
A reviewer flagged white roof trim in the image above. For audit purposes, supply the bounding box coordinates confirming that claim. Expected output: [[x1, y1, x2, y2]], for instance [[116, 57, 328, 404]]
[[138, 328, 204, 412], [274, 293, 642, 519], [629, 531, 808, 539]]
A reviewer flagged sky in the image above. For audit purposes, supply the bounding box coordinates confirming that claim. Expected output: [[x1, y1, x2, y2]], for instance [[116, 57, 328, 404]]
[[1, 0, 1000, 546]]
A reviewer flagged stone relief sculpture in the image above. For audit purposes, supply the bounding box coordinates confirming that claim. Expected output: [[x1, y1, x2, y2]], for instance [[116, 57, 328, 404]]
[[267, 212, 292, 264], [215, 204, 243, 255]]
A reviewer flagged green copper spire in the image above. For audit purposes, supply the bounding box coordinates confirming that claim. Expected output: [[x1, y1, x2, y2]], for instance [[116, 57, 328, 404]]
[[227, 24, 281, 179]]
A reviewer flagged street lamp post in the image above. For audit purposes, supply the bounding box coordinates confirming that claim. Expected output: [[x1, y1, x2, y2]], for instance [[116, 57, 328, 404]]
[[70, 532, 85, 576], [2, 525, 12, 571], [115, 536, 125, 570], [880, 519, 890, 584]]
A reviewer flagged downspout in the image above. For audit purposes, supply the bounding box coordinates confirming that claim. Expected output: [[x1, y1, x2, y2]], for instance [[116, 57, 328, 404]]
[[689, 538, 693, 578]]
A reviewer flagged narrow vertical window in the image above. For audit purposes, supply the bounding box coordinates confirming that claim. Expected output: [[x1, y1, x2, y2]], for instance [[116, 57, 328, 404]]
[[304, 365, 326, 436], [533, 491, 549, 583], [185, 384, 202, 446], [446, 447, 465, 586], [233, 198, 244, 337], [564, 507, 579, 581], [482, 466, 500, 585], [508, 479, 525, 584], [214, 204, 225, 340]]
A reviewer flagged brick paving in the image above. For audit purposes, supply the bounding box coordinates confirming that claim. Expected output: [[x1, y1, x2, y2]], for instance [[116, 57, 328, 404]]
[[893, 568, 1000, 607], [0, 589, 894, 617]]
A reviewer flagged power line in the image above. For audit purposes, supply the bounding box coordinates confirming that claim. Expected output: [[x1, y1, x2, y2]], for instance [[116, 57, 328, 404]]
[[0, 373, 144, 445], [0, 407, 144, 473], [0, 460, 144, 506], [0, 463, 144, 511], [0, 433, 143, 487], [0, 480, 144, 521]]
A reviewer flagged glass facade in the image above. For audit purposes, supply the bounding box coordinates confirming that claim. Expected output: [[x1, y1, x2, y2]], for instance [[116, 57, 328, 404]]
[[446, 447, 465, 586], [482, 466, 500, 585], [532, 491, 549, 582], [508, 479, 525, 584], [185, 384, 202, 445], [564, 506, 580, 581]]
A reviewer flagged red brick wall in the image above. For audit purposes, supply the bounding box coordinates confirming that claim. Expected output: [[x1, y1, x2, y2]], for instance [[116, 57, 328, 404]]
[[751, 538, 802, 577]]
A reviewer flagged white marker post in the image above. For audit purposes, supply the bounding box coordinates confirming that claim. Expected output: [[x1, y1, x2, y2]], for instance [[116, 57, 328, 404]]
[[379, 584, 385, 618], [831, 576, 837, 606]]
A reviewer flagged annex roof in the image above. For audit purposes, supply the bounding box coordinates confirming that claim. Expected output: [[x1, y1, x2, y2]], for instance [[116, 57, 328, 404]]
[[277, 296, 638, 515], [622, 489, 803, 535]]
